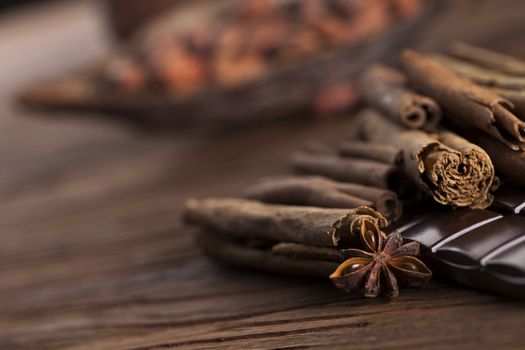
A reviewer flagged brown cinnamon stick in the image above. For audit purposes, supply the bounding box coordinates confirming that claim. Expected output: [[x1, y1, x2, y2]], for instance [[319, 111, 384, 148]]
[[491, 88, 525, 116], [197, 231, 339, 278], [244, 175, 402, 221], [431, 54, 525, 90], [359, 109, 495, 208], [357, 64, 441, 130], [438, 51, 525, 115], [184, 198, 387, 248], [400, 50, 525, 151], [466, 131, 525, 187], [271, 242, 345, 263], [291, 151, 401, 190], [338, 141, 403, 165], [450, 42, 525, 77]]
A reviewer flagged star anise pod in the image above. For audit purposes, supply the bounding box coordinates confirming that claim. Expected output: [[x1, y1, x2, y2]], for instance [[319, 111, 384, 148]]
[[330, 220, 432, 298]]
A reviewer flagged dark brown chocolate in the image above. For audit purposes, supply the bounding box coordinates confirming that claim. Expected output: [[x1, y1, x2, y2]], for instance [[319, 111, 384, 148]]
[[492, 184, 525, 216], [397, 206, 525, 299], [398, 208, 501, 250]]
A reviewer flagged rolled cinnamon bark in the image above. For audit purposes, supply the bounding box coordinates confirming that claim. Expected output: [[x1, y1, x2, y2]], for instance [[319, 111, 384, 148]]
[[466, 131, 525, 187], [271, 242, 345, 263], [197, 231, 339, 278], [491, 88, 525, 116], [440, 57, 525, 119], [450, 42, 525, 77], [357, 64, 441, 130], [184, 198, 387, 248], [302, 141, 336, 155], [291, 151, 401, 190], [358, 109, 495, 208], [244, 175, 402, 221], [338, 141, 403, 165], [400, 50, 525, 151], [431, 54, 525, 90]]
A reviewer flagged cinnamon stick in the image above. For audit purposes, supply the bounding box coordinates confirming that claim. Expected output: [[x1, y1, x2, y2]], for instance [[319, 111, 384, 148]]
[[400, 50, 525, 151], [358, 109, 495, 208], [491, 88, 525, 116], [271, 242, 345, 263], [357, 64, 441, 130], [434, 51, 525, 115], [450, 42, 525, 77], [291, 151, 401, 190], [431, 54, 525, 90], [244, 175, 402, 221], [466, 131, 525, 187], [197, 231, 339, 278], [184, 198, 387, 248], [338, 141, 403, 165]]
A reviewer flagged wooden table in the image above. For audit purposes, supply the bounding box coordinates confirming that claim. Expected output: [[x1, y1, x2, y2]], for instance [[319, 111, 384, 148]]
[[1, 1, 524, 349]]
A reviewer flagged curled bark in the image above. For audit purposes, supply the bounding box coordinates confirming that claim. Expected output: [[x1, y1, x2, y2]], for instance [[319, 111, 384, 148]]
[[271, 242, 345, 263], [431, 54, 525, 90], [357, 64, 441, 130], [184, 198, 387, 248], [338, 141, 403, 165], [466, 131, 525, 187], [491, 88, 525, 116], [197, 231, 339, 278], [358, 109, 495, 208], [244, 175, 402, 221], [450, 42, 525, 77], [291, 151, 401, 190], [400, 50, 525, 151]]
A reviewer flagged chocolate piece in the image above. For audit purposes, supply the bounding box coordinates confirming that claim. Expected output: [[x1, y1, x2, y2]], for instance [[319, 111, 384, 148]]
[[397, 207, 525, 299], [399, 209, 502, 250], [492, 184, 525, 216], [485, 241, 525, 280], [435, 216, 524, 267]]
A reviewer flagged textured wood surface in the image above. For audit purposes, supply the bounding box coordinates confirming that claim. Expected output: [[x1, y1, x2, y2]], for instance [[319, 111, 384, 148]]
[[1, 1, 525, 349]]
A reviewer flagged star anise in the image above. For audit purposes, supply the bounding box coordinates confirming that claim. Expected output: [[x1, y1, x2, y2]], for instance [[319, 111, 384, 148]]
[[330, 220, 432, 298]]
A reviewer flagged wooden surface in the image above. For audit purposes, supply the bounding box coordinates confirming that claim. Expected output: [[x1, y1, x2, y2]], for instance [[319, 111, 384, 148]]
[[1, 1, 525, 349]]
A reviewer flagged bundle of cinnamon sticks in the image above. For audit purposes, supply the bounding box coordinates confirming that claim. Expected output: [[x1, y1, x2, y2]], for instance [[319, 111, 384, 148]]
[[184, 43, 525, 298], [299, 43, 525, 204]]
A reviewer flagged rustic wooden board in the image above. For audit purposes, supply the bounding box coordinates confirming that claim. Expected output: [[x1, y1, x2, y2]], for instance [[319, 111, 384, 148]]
[[1, 1, 525, 349]]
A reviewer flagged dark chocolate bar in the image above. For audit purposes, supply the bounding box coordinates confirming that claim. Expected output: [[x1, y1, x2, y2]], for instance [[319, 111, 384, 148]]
[[397, 204, 525, 299], [492, 183, 525, 216]]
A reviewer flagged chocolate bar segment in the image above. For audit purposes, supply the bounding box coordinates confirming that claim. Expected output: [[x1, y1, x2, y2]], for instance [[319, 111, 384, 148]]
[[484, 240, 525, 278], [399, 209, 501, 251], [396, 207, 524, 299], [435, 216, 525, 267], [481, 239, 525, 299]]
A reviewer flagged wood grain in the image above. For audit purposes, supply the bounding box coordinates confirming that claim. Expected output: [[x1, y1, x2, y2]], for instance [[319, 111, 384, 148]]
[[1, 1, 525, 349]]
